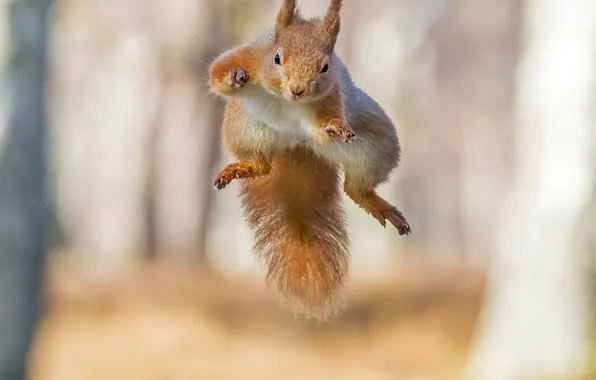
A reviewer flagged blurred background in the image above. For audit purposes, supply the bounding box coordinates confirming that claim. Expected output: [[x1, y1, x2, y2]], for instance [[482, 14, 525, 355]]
[[1, 0, 595, 379]]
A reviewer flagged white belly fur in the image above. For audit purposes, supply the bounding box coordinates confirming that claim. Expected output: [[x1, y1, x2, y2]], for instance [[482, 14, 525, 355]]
[[238, 87, 312, 147], [238, 85, 363, 167]]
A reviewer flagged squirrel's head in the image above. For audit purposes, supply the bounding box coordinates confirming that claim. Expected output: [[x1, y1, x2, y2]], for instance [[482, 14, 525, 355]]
[[260, 0, 342, 103]]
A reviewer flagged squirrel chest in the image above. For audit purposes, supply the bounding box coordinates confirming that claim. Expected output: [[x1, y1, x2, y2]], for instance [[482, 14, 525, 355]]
[[238, 86, 320, 147]]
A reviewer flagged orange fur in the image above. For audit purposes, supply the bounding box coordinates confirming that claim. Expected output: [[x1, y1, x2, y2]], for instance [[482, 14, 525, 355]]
[[214, 159, 271, 190], [344, 180, 411, 235], [311, 83, 355, 143], [239, 147, 349, 318], [323, 0, 342, 46], [276, 0, 298, 28], [208, 47, 260, 96]]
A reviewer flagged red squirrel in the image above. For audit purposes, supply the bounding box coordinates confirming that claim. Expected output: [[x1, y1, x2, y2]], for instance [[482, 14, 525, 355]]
[[208, 0, 410, 318]]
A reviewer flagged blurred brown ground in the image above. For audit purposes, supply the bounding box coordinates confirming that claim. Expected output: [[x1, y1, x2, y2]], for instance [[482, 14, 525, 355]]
[[28, 256, 484, 380]]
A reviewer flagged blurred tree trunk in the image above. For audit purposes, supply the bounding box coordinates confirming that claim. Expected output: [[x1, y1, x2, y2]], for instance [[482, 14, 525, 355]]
[[449, 0, 521, 268], [402, 0, 521, 268], [0, 0, 50, 377], [149, 0, 223, 264], [52, 0, 159, 277], [395, 0, 460, 268], [402, 2, 464, 267], [465, 0, 596, 378], [341, 0, 410, 271]]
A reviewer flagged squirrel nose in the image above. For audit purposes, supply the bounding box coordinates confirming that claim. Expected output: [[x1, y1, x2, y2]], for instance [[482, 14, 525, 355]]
[[288, 82, 306, 97]]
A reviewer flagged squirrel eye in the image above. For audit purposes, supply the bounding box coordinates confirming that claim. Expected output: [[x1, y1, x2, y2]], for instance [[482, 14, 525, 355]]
[[274, 52, 281, 65], [321, 63, 329, 73]]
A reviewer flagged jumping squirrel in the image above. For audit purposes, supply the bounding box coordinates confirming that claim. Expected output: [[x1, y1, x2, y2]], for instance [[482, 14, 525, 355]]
[[208, 0, 410, 319]]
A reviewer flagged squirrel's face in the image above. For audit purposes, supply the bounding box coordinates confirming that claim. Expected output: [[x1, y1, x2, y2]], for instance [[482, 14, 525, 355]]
[[261, 0, 342, 103]]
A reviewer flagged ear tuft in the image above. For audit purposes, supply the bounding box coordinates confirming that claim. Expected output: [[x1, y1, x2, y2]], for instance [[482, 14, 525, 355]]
[[277, 0, 297, 27], [323, 0, 342, 45], [328, 0, 342, 14]]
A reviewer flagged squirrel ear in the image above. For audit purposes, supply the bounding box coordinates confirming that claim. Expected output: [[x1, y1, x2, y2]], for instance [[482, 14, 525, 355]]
[[276, 0, 297, 27], [323, 0, 342, 45]]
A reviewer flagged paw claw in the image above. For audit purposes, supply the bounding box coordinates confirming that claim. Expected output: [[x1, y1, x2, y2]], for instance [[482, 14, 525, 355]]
[[214, 163, 253, 190], [322, 120, 357, 143], [228, 68, 249, 90], [381, 208, 411, 236], [214, 178, 227, 190]]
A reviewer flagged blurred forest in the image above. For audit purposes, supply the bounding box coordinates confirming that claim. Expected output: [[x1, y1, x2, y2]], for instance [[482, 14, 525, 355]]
[[1, 0, 595, 379]]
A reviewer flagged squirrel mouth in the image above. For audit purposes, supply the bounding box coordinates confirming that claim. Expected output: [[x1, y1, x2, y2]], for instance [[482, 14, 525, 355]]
[[287, 93, 309, 102]]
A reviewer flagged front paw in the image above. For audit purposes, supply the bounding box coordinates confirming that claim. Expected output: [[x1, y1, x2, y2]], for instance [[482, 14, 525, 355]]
[[214, 163, 251, 190], [322, 119, 357, 143], [227, 68, 249, 90]]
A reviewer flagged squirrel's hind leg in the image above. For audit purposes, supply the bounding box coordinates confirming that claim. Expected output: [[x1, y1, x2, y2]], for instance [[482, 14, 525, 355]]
[[214, 158, 271, 190], [344, 179, 411, 236]]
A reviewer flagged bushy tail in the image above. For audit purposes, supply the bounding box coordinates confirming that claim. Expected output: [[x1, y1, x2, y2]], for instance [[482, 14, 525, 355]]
[[239, 147, 349, 319]]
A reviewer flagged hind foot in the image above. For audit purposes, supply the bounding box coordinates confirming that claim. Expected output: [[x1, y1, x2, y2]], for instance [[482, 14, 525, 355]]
[[345, 186, 411, 236], [381, 207, 411, 235]]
